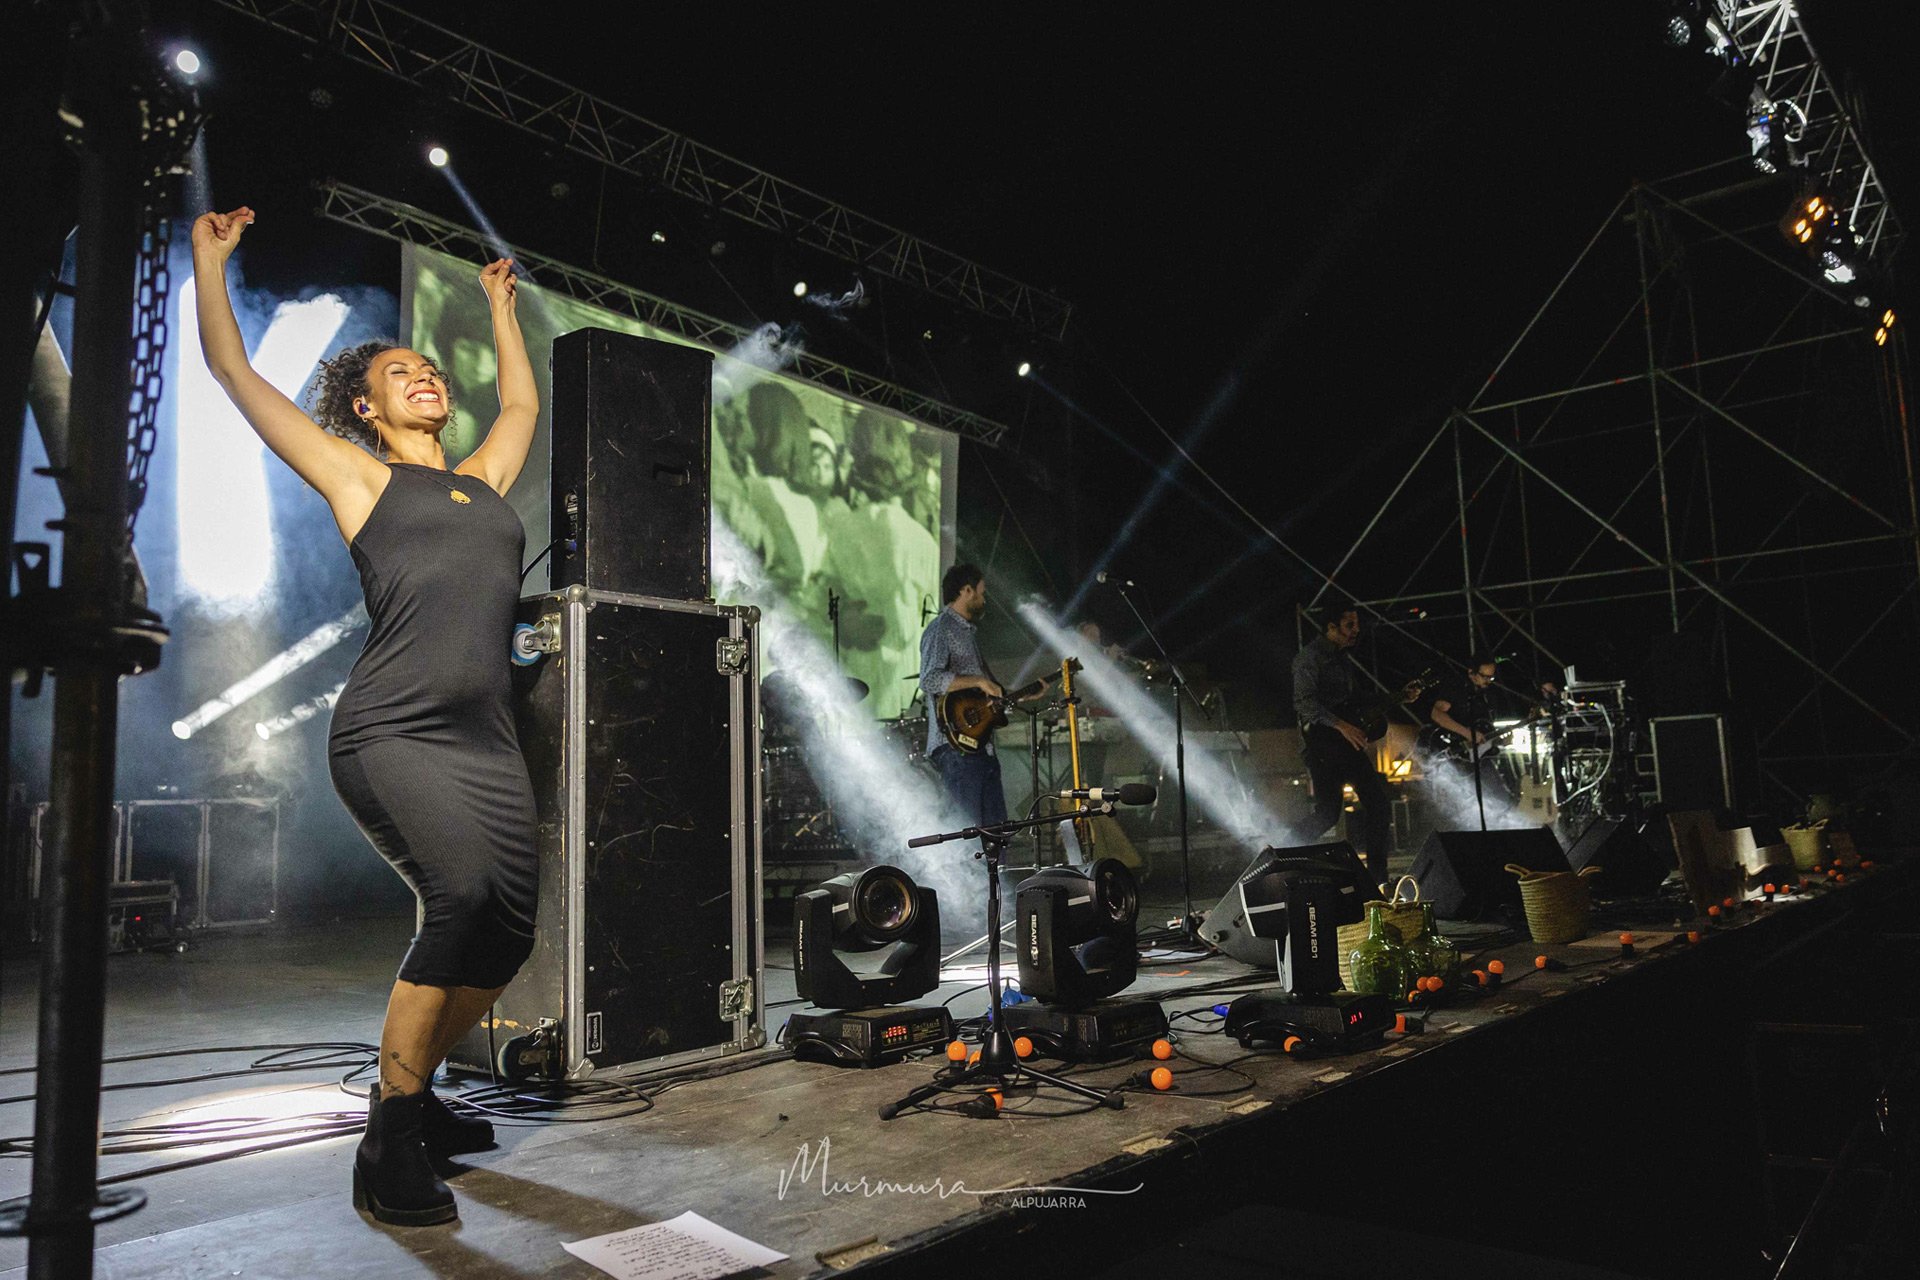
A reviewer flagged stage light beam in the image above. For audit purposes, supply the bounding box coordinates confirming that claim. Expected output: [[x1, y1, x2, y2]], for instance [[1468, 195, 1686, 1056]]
[[1015, 599, 1286, 850], [176, 279, 348, 609], [171, 607, 365, 740], [254, 681, 348, 741]]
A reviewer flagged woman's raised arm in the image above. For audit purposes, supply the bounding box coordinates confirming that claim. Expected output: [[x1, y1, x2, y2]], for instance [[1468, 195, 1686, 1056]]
[[191, 207, 378, 509], [454, 258, 539, 496]]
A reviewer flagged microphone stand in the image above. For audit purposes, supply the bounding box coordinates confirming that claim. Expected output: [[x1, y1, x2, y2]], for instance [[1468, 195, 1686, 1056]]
[[1109, 581, 1207, 942], [827, 589, 841, 664], [881, 807, 1128, 1120], [1465, 680, 1489, 833]]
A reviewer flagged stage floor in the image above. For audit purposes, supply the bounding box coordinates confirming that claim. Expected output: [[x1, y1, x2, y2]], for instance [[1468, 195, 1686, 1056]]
[[1, 862, 1908, 1279]]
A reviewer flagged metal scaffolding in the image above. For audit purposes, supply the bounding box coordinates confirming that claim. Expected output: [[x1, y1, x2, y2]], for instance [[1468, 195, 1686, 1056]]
[[315, 179, 1015, 449], [1722, 0, 1904, 259], [1310, 174, 1916, 807], [213, 0, 1073, 337]]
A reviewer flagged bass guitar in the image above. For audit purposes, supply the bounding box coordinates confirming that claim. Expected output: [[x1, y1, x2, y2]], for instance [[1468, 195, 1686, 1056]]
[[1336, 668, 1440, 742], [936, 679, 1046, 753]]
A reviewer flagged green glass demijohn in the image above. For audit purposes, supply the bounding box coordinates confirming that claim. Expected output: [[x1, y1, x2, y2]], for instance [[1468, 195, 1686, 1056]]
[[1347, 902, 1413, 997], [1404, 901, 1460, 986]]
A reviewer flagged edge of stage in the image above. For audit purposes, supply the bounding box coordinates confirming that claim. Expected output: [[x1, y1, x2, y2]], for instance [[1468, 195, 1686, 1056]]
[[3, 854, 1913, 1279]]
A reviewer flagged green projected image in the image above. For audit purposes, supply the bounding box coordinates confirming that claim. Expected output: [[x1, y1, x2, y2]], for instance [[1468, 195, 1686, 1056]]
[[403, 244, 956, 718]]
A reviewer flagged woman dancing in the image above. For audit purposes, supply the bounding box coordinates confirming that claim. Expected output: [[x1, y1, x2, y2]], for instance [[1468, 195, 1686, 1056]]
[[192, 205, 540, 1226]]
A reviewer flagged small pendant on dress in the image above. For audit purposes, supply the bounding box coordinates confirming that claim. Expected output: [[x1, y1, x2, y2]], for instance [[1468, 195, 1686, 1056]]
[[449, 490, 471, 505]]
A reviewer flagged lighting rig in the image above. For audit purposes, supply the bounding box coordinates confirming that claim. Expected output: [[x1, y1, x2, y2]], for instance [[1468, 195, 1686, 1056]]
[[786, 867, 953, 1067], [1204, 844, 1394, 1054], [1001, 857, 1170, 1062]]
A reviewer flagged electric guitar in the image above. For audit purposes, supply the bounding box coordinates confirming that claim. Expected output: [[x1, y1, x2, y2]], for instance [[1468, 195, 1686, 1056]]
[[1426, 702, 1552, 763], [936, 679, 1046, 753], [1336, 668, 1440, 742]]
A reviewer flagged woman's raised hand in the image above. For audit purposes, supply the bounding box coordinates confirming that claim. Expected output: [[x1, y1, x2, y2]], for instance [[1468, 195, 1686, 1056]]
[[478, 258, 518, 310], [191, 207, 255, 263]]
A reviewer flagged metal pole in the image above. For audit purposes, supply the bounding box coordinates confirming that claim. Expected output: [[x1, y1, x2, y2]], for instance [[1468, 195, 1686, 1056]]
[[1310, 417, 1451, 611], [1468, 190, 1634, 410], [1453, 418, 1475, 653], [1888, 332, 1920, 587], [1459, 412, 1914, 741], [1472, 590, 1565, 671], [1657, 370, 1902, 530], [1630, 187, 1682, 632], [1516, 407, 1538, 674], [20, 121, 147, 1279]]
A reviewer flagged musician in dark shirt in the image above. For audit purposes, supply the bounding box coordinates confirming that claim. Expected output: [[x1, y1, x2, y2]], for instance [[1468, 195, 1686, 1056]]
[[1424, 656, 1559, 806], [1428, 657, 1499, 750], [1291, 602, 1406, 891]]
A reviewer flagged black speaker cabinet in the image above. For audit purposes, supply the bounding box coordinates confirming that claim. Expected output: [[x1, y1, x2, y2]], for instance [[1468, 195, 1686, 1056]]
[[1409, 828, 1570, 920], [1563, 817, 1672, 898], [450, 588, 763, 1080], [1199, 842, 1371, 969], [549, 327, 714, 599]]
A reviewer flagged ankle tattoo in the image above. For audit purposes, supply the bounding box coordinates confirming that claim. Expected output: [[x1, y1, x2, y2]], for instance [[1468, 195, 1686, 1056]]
[[384, 1050, 430, 1095]]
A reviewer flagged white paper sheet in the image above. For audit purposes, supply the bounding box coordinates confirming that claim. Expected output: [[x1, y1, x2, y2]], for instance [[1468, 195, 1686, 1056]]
[[562, 1210, 788, 1280]]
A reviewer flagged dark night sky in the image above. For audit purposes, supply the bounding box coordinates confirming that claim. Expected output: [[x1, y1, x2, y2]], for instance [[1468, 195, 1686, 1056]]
[[157, 0, 1920, 700]]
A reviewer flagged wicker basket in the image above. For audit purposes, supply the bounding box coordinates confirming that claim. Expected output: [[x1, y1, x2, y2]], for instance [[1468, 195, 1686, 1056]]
[[1783, 821, 1826, 872], [1508, 863, 1602, 945], [1337, 875, 1422, 992]]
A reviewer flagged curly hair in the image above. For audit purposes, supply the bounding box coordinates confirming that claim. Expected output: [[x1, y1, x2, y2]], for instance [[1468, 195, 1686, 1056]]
[[306, 340, 456, 451]]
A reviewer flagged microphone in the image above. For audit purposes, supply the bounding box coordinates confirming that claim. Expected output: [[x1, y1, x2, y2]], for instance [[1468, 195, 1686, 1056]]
[[1095, 571, 1136, 588], [1058, 782, 1156, 806]]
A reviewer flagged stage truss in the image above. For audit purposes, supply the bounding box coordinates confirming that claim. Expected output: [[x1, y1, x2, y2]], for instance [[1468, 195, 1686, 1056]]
[[1309, 175, 1916, 808], [315, 180, 1013, 449], [212, 0, 1073, 337]]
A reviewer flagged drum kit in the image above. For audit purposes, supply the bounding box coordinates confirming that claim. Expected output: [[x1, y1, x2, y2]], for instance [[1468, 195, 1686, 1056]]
[[758, 658, 1177, 865], [759, 670, 935, 859]]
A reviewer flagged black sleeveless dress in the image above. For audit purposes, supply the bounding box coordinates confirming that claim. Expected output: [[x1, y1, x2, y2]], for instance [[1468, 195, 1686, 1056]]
[[328, 463, 538, 989]]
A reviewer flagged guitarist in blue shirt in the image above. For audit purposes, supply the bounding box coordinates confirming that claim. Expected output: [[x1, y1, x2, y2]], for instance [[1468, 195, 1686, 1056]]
[[919, 563, 1050, 828]]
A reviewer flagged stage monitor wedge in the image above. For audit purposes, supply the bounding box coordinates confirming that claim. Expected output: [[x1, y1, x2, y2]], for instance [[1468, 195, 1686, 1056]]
[[1409, 828, 1570, 920], [1563, 818, 1673, 898], [550, 328, 714, 598], [1200, 842, 1372, 978]]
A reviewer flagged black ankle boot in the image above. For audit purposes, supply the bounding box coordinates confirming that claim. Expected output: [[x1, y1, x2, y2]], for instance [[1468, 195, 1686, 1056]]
[[419, 1086, 496, 1158], [353, 1085, 457, 1226]]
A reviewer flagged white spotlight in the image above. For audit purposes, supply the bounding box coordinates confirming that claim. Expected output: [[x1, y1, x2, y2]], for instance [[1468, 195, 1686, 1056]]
[[173, 49, 203, 78], [176, 281, 347, 608], [793, 281, 808, 298], [650, 230, 667, 244], [427, 145, 450, 168], [1017, 361, 1032, 378], [169, 607, 365, 739], [255, 682, 348, 742]]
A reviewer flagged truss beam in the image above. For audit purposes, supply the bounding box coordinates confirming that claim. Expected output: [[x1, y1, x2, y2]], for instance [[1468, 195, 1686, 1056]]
[[213, 0, 1072, 338], [315, 180, 1013, 449], [1722, 1, 1903, 259]]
